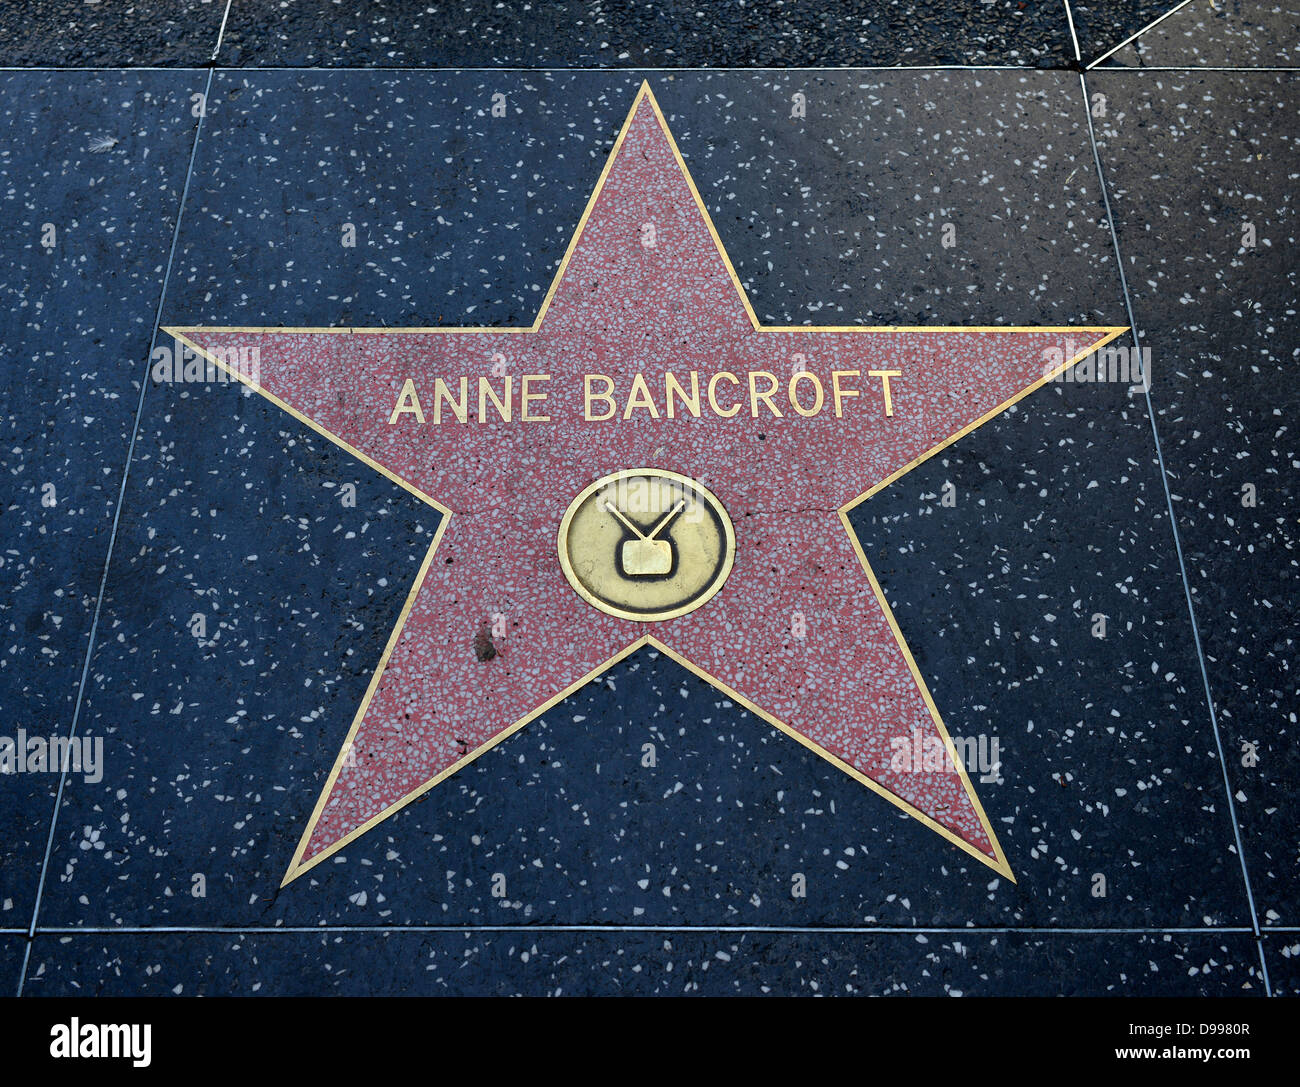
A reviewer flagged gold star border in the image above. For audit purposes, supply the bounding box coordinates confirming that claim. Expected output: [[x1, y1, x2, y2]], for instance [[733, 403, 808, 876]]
[[166, 83, 1128, 887]]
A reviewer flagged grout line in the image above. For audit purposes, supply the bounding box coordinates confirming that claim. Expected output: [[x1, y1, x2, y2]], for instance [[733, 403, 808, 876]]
[[15, 68, 216, 999], [0, 66, 209, 72], [17, 925, 1264, 936], [212, 0, 234, 64], [1093, 66, 1300, 72], [0, 64, 1294, 74], [211, 63, 1050, 72], [0, 64, 1040, 73], [1085, 0, 1196, 69], [1063, 0, 1083, 63], [1076, 70, 1272, 997]]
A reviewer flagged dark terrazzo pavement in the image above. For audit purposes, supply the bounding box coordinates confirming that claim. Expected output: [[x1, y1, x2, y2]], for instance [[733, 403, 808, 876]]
[[0, 2, 1229, 72], [0, 71, 202, 922], [1265, 934, 1300, 994], [22, 929, 1266, 996], [1106, 0, 1300, 67], [1090, 69, 1299, 928]]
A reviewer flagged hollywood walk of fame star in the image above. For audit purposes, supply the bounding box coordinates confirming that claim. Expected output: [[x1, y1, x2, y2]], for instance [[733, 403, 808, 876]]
[[168, 84, 1125, 886]]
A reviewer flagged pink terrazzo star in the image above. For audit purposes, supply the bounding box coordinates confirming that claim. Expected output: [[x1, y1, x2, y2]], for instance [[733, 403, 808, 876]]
[[170, 84, 1124, 885]]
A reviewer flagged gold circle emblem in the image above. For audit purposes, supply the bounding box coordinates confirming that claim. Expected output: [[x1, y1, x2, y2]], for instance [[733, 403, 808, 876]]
[[557, 468, 736, 622]]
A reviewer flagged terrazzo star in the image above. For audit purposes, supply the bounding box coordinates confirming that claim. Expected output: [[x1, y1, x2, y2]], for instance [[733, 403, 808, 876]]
[[169, 83, 1125, 886]]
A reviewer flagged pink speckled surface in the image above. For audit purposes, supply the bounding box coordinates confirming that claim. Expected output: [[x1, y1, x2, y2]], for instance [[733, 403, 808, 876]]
[[182, 95, 1119, 870]]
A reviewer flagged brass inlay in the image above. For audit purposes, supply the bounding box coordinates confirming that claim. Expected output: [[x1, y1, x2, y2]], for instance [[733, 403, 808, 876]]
[[558, 469, 735, 621]]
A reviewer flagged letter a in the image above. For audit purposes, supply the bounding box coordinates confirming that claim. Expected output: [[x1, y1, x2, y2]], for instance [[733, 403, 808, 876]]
[[389, 378, 425, 424]]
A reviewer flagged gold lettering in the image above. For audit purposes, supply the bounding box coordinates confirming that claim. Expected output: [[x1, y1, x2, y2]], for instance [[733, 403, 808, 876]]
[[623, 373, 660, 420], [707, 371, 741, 418], [389, 378, 425, 424], [390, 369, 895, 427], [584, 374, 616, 421], [433, 377, 469, 423], [521, 374, 551, 421], [748, 371, 784, 418], [478, 375, 512, 422], [788, 371, 824, 417], [831, 370, 860, 418], [664, 371, 701, 419], [868, 369, 901, 417]]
